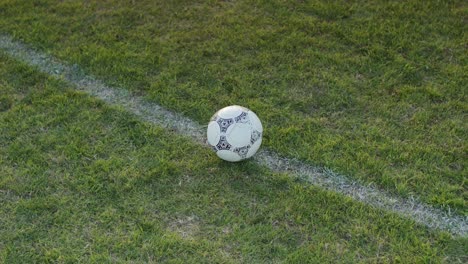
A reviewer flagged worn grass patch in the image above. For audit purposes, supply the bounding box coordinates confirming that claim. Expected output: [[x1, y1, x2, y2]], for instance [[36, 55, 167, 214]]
[[0, 0, 465, 213], [1, 54, 467, 262]]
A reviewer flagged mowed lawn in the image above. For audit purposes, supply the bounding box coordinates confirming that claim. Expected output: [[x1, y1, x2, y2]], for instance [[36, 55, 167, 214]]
[[0, 52, 466, 262], [0, 0, 467, 262], [0, 0, 466, 213]]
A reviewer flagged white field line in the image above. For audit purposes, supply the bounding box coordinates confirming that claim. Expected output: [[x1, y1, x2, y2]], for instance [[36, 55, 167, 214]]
[[0, 35, 466, 237]]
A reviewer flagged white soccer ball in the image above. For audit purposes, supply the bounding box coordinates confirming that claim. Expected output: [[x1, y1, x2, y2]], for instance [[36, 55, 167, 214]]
[[207, 105, 263, 162]]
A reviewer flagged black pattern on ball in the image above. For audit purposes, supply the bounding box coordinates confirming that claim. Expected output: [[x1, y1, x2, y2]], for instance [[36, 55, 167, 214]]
[[217, 118, 234, 133], [216, 136, 232, 150], [234, 112, 249, 123], [251, 130, 262, 144], [234, 145, 251, 158]]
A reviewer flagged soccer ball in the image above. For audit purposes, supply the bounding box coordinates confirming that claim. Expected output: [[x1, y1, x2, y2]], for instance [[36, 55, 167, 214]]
[[207, 105, 263, 162]]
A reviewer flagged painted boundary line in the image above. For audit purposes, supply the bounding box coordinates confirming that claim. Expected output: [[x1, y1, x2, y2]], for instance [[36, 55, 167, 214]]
[[0, 35, 466, 237]]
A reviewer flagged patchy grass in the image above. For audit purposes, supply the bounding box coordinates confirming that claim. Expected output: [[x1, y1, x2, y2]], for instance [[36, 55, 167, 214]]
[[1, 54, 467, 262], [0, 0, 465, 213]]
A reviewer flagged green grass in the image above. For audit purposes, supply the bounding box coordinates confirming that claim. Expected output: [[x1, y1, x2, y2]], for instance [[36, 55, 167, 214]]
[[1, 52, 467, 263], [0, 0, 465, 213]]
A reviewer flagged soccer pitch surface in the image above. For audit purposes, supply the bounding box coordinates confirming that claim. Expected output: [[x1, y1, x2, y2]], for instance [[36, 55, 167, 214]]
[[1, 0, 467, 262]]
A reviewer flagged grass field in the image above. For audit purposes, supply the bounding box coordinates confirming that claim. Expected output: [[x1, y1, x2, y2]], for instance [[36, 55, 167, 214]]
[[0, 52, 466, 263], [0, 0, 466, 212], [0, 0, 467, 262]]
